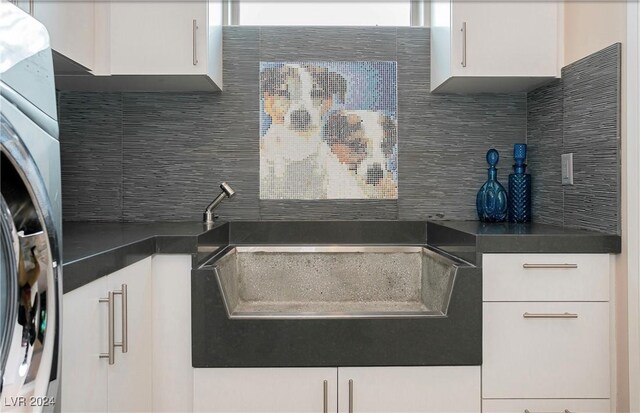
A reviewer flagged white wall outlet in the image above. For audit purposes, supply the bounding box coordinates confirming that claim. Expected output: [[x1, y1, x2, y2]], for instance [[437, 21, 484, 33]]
[[561, 153, 574, 185]]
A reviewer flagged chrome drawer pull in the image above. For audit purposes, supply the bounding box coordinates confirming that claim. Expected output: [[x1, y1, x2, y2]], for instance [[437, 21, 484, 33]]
[[99, 291, 115, 365], [460, 21, 467, 67], [523, 263, 578, 269], [523, 312, 578, 319], [113, 284, 128, 353], [348, 379, 354, 413], [323, 380, 328, 413], [192, 19, 198, 66], [524, 410, 573, 413]]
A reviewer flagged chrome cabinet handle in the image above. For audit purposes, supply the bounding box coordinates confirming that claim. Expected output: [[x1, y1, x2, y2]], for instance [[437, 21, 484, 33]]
[[523, 312, 578, 319], [192, 19, 198, 66], [99, 291, 115, 365], [113, 284, 128, 353], [348, 379, 354, 413], [323, 380, 328, 413], [524, 410, 573, 413], [29, 0, 34, 16], [460, 21, 467, 67], [523, 263, 578, 269]]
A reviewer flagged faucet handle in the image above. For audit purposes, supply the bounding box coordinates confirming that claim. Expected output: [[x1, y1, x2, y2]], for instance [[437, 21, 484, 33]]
[[220, 182, 236, 198]]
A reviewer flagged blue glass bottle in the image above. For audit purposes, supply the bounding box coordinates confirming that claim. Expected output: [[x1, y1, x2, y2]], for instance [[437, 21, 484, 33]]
[[508, 143, 532, 223], [476, 149, 508, 222]]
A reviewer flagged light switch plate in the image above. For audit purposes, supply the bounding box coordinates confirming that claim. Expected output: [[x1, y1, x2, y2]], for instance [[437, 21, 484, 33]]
[[561, 153, 574, 185]]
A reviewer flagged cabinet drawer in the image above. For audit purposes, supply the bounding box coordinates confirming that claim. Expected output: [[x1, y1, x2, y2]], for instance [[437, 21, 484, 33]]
[[483, 254, 609, 301], [483, 398, 610, 413], [483, 302, 610, 399]]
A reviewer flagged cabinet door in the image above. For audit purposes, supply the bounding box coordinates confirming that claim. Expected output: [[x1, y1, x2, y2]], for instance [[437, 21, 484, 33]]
[[109, 2, 207, 75], [483, 302, 610, 399], [106, 258, 152, 412], [194, 368, 338, 413], [451, 1, 558, 77], [338, 366, 481, 413], [34, 1, 95, 71], [61, 277, 109, 412], [151, 255, 193, 412]]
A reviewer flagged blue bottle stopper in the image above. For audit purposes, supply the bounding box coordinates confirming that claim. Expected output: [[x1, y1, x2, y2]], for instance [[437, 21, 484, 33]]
[[513, 144, 527, 174], [487, 148, 500, 165]]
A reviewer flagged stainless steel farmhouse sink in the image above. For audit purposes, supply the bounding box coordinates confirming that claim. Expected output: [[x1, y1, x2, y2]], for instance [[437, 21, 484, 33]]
[[211, 246, 460, 319]]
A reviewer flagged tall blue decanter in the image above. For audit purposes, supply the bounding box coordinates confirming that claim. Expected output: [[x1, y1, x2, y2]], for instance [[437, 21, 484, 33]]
[[476, 149, 508, 222], [508, 143, 532, 223]]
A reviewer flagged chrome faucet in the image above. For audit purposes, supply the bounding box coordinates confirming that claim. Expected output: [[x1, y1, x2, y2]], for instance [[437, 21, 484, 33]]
[[203, 182, 236, 225]]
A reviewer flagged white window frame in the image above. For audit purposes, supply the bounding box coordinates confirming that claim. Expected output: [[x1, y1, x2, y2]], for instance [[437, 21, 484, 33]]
[[223, 0, 428, 27]]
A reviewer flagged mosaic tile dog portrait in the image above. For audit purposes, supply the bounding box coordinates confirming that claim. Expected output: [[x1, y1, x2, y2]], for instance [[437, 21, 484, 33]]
[[259, 61, 398, 200]]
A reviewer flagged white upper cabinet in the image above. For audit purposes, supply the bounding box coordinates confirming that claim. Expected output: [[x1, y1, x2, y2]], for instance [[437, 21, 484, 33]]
[[43, 0, 223, 92], [12, 0, 96, 72], [105, 0, 222, 91], [430, 0, 559, 93]]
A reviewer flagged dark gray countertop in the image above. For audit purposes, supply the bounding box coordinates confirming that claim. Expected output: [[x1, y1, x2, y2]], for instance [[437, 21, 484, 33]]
[[61, 222, 223, 293], [62, 220, 621, 293], [427, 220, 621, 265], [63, 222, 210, 264]]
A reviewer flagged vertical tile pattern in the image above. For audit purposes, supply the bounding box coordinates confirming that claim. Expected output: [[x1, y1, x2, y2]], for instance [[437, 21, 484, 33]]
[[202, 26, 261, 220], [562, 43, 620, 234], [526, 43, 620, 234], [59, 26, 528, 223], [526, 79, 564, 226], [122, 93, 221, 221], [58, 93, 123, 221]]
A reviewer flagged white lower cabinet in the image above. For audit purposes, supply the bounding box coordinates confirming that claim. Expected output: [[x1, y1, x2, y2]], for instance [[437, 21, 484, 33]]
[[193, 368, 338, 413], [193, 366, 480, 413], [151, 255, 194, 412], [338, 366, 480, 413], [482, 253, 612, 412], [106, 259, 153, 412], [61, 257, 152, 412], [483, 399, 611, 413], [60, 274, 109, 412], [483, 301, 610, 399]]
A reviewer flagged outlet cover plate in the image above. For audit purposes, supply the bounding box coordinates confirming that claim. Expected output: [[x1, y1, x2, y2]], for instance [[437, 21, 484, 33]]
[[561, 153, 574, 185]]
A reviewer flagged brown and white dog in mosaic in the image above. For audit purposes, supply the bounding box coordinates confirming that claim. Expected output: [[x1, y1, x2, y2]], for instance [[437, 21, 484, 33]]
[[323, 110, 398, 199], [259, 63, 347, 199]]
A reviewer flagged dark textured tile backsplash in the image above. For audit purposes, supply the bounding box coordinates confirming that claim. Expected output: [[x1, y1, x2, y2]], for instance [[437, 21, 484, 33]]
[[527, 43, 621, 234], [58, 28, 620, 233], [58, 93, 123, 221], [59, 26, 526, 222]]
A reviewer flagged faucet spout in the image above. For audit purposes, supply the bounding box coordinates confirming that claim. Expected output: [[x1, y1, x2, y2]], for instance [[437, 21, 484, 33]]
[[204, 182, 236, 224]]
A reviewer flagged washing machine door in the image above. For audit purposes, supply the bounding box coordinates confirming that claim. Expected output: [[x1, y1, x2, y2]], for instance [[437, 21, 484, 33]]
[[0, 114, 61, 412]]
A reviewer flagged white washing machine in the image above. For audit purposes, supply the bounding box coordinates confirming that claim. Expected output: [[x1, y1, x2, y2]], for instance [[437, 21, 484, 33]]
[[0, 3, 62, 412]]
